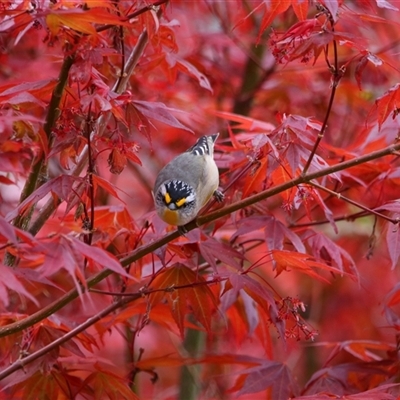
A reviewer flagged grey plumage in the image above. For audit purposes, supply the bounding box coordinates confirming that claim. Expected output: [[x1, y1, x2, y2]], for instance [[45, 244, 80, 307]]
[[154, 134, 221, 226]]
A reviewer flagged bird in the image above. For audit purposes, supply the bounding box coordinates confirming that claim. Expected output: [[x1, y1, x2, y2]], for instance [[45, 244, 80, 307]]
[[153, 134, 224, 229]]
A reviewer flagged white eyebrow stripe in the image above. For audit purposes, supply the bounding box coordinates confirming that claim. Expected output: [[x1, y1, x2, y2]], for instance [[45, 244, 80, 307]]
[[185, 193, 195, 202]]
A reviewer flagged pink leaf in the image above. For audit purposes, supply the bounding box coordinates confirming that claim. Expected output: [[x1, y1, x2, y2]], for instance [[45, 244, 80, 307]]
[[69, 237, 132, 278], [199, 235, 244, 272], [376, 0, 399, 11], [0, 264, 39, 307], [230, 358, 294, 399], [321, 0, 339, 21], [386, 216, 400, 269], [232, 216, 305, 253], [0, 216, 17, 243], [306, 230, 357, 276], [132, 101, 193, 132], [5, 175, 84, 222]]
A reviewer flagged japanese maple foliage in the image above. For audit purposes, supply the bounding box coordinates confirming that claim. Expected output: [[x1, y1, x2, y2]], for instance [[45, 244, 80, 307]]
[[1, 0, 400, 399]]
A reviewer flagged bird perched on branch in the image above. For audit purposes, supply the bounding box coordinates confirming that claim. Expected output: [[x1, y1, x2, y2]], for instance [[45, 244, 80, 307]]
[[153, 134, 224, 229]]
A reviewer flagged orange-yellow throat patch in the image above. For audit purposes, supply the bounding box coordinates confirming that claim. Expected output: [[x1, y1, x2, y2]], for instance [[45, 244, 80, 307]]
[[163, 209, 180, 225]]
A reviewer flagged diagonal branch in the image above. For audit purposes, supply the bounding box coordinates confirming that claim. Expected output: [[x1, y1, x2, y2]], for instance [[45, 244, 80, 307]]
[[0, 293, 141, 381], [197, 142, 400, 228], [0, 278, 220, 381], [1, 141, 400, 339]]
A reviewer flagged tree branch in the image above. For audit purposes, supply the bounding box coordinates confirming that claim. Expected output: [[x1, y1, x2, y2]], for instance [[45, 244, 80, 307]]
[[1, 141, 400, 338], [0, 278, 221, 381], [4, 52, 75, 267], [14, 53, 75, 227], [197, 142, 400, 227]]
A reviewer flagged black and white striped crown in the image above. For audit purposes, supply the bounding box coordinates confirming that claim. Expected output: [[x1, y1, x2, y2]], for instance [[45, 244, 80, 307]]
[[187, 134, 218, 156]]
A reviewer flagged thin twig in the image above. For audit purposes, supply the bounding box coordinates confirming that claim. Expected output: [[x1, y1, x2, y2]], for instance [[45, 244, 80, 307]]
[[302, 15, 341, 175], [309, 181, 398, 224], [0, 293, 141, 381], [289, 210, 369, 228], [96, 0, 169, 33], [85, 103, 95, 246]]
